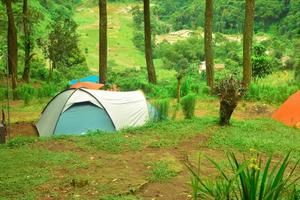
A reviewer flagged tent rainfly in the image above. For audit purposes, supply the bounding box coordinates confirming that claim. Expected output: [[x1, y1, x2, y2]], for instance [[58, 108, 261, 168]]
[[272, 91, 300, 128], [36, 88, 150, 136]]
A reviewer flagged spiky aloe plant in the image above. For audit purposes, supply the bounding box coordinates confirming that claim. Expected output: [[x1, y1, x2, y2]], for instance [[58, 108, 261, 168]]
[[186, 152, 299, 200]]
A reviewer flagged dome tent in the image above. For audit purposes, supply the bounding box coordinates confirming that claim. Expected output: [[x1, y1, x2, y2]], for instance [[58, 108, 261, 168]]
[[36, 88, 150, 136], [272, 91, 300, 127]]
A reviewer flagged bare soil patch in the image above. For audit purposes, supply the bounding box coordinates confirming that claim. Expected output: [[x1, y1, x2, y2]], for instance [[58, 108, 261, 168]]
[[9, 122, 38, 138]]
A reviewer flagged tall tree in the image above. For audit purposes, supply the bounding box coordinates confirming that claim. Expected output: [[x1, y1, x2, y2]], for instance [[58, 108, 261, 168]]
[[99, 0, 107, 84], [204, 0, 214, 89], [143, 0, 157, 84], [242, 0, 255, 89], [4, 0, 18, 97], [22, 0, 31, 82]]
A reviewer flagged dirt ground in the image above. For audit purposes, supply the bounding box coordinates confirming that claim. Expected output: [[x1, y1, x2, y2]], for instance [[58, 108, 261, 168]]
[[9, 122, 38, 138]]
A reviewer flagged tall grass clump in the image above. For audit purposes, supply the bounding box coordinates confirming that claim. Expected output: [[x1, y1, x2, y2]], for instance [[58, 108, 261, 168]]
[[180, 93, 196, 119], [154, 98, 169, 121], [186, 152, 300, 200]]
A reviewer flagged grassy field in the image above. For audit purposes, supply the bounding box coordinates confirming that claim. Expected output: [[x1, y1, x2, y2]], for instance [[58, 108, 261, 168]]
[[1, 117, 299, 199]]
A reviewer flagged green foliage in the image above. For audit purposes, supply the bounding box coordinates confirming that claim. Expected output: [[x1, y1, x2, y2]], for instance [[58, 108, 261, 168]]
[[153, 0, 299, 38], [148, 161, 178, 182], [154, 98, 169, 121], [108, 69, 176, 98], [16, 84, 35, 105], [39, 14, 86, 69], [252, 44, 273, 80], [131, 5, 168, 53], [187, 152, 300, 200], [180, 93, 196, 119], [293, 40, 300, 82], [37, 82, 67, 98], [157, 37, 204, 71], [30, 59, 50, 80], [245, 83, 299, 104]]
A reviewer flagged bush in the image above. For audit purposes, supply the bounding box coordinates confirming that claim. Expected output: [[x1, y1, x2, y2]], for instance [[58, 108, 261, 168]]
[[180, 93, 196, 119], [154, 98, 169, 121], [37, 82, 67, 98], [245, 83, 299, 104], [285, 57, 296, 69], [31, 65, 49, 81], [252, 44, 273, 80], [0, 87, 8, 100], [16, 84, 35, 105]]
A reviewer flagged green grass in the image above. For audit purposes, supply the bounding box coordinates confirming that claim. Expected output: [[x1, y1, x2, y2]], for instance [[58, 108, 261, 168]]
[[209, 119, 300, 159], [0, 145, 84, 199], [1, 117, 299, 199], [69, 118, 215, 152], [147, 161, 178, 182]]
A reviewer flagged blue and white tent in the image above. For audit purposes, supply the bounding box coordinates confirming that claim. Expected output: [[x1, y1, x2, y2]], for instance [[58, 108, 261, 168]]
[[36, 88, 150, 136]]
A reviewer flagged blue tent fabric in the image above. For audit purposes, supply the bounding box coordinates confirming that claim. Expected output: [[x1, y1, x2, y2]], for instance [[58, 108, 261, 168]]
[[69, 75, 100, 85], [54, 102, 115, 135]]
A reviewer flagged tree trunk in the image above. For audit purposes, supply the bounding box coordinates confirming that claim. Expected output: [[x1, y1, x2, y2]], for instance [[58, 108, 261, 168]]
[[0, 110, 6, 144], [242, 0, 255, 89], [204, 0, 214, 90], [144, 0, 157, 84], [5, 0, 18, 98], [219, 100, 237, 126], [177, 76, 181, 103], [22, 0, 30, 83], [99, 0, 107, 84]]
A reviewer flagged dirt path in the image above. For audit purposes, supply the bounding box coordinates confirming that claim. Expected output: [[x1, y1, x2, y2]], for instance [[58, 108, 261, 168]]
[[136, 127, 221, 199]]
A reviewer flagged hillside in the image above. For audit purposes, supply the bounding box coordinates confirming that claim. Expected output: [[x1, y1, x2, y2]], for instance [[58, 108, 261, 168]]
[[74, 2, 145, 71]]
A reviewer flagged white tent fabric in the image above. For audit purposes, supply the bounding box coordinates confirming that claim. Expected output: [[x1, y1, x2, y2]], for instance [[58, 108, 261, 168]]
[[81, 89, 149, 130], [36, 89, 150, 136]]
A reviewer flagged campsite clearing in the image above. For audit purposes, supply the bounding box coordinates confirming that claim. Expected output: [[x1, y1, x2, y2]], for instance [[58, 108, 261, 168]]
[[1, 117, 299, 199]]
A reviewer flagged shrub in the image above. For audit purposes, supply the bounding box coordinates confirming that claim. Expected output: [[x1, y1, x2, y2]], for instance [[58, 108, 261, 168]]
[[245, 83, 299, 104], [16, 84, 35, 105], [37, 82, 67, 98], [154, 98, 169, 121], [31, 65, 49, 81], [180, 93, 196, 119], [181, 78, 192, 97], [0, 87, 8, 100], [285, 57, 296, 69], [29, 58, 49, 81], [187, 152, 300, 200], [252, 44, 273, 80]]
